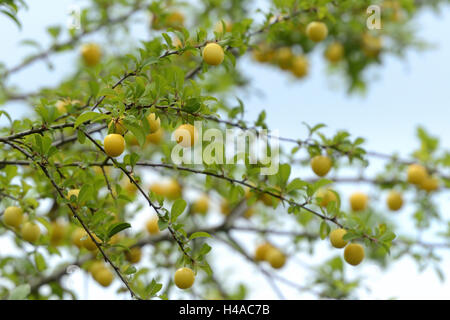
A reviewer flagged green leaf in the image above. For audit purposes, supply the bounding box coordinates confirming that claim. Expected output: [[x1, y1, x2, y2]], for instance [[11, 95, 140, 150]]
[[77, 184, 93, 204], [34, 252, 47, 272], [124, 121, 146, 146], [9, 284, 30, 300], [286, 178, 308, 192], [74, 112, 102, 128], [278, 163, 291, 187], [1, 9, 22, 29], [189, 232, 211, 241], [198, 243, 212, 255], [107, 222, 131, 238], [171, 199, 187, 221], [124, 265, 137, 275], [319, 221, 330, 240]]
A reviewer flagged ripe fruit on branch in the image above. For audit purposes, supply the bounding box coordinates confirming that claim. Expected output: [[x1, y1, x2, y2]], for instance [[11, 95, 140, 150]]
[[349, 192, 368, 212], [3, 206, 23, 228], [243, 207, 255, 219], [104, 134, 125, 157], [254, 242, 274, 262], [306, 21, 328, 42], [50, 221, 66, 246], [202, 43, 225, 66], [21, 222, 41, 243], [386, 191, 403, 211], [122, 178, 138, 196], [174, 124, 198, 148], [146, 128, 164, 145], [214, 21, 233, 33], [174, 267, 195, 289], [407, 164, 428, 185], [316, 188, 337, 208], [344, 243, 365, 266], [56, 100, 69, 114], [146, 216, 160, 235], [81, 232, 101, 251], [166, 179, 182, 200], [89, 261, 105, 276], [166, 11, 185, 29], [420, 176, 439, 192], [290, 55, 309, 78], [266, 247, 286, 269], [109, 234, 121, 245], [93, 166, 111, 176], [310, 155, 332, 177], [108, 117, 126, 135], [81, 43, 102, 66], [329, 229, 348, 248], [146, 113, 161, 134], [125, 247, 142, 264], [252, 43, 275, 63], [94, 267, 114, 287], [275, 47, 293, 70], [150, 181, 182, 200], [325, 42, 344, 63], [149, 183, 165, 197], [220, 200, 231, 216], [67, 189, 80, 201], [55, 99, 80, 114], [361, 33, 382, 58], [192, 195, 210, 215], [71, 227, 85, 248], [259, 186, 282, 207]]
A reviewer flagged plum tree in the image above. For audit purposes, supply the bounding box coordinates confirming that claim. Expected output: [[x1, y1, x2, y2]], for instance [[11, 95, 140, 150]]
[[0, 0, 448, 302]]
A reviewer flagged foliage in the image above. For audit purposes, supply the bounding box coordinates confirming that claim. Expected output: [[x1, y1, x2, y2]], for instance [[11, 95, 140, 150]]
[[0, 0, 449, 300]]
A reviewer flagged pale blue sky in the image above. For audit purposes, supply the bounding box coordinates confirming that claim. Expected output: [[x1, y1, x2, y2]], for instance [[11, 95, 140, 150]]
[[1, 1, 449, 299]]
